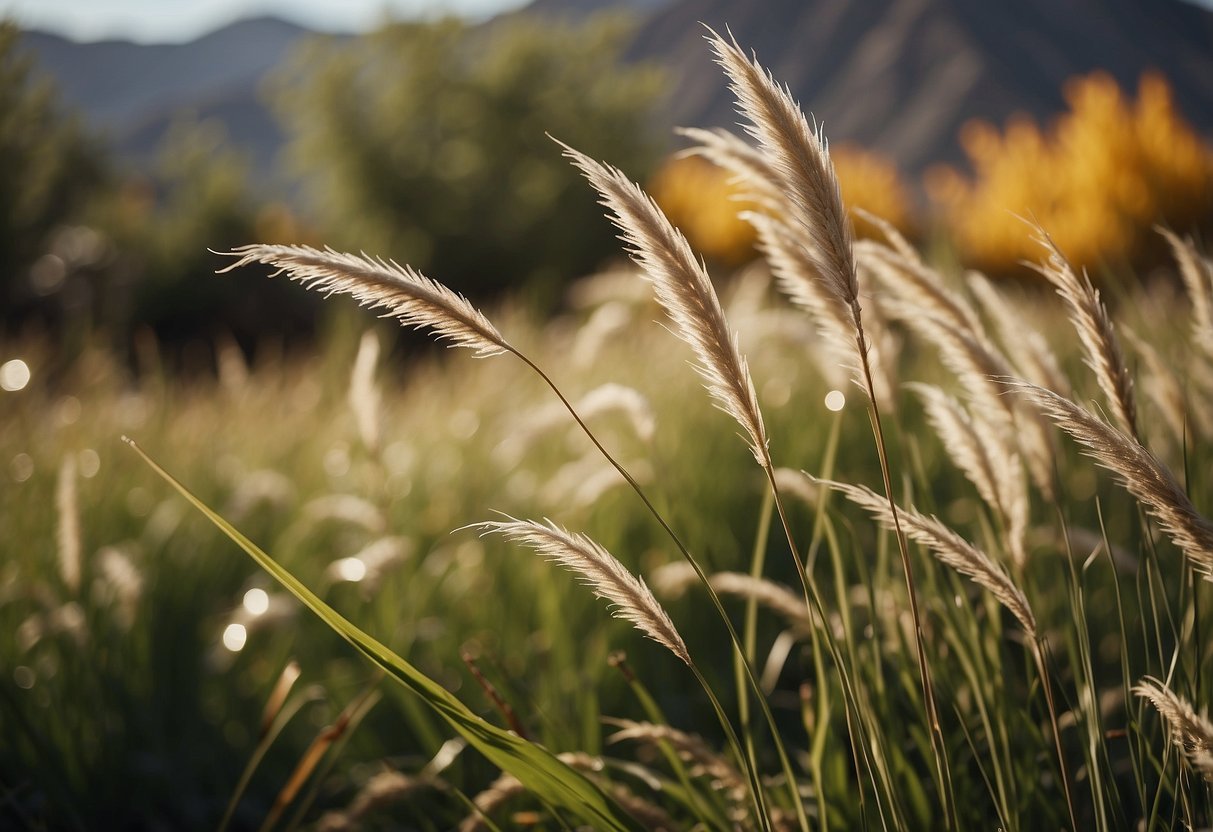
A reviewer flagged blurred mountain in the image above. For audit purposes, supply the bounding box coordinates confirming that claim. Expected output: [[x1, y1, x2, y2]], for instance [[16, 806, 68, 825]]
[[628, 0, 1213, 175], [15, 1, 1213, 184], [18, 16, 321, 181]]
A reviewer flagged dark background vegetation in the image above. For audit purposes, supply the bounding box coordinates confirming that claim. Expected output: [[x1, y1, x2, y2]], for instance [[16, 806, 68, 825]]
[[6, 0, 1213, 367]]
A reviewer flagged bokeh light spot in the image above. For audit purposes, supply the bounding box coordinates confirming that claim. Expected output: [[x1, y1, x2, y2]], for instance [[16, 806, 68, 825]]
[[242, 588, 269, 616], [222, 623, 247, 652], [334, 558, 367, 582], [1, 359, 31, 392], [824, 390, 846, 411]]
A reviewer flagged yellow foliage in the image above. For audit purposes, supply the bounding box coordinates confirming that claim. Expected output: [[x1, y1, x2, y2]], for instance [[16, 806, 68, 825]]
[[649, 144, 915, 265], [647, 154, 759, 265], [832, 144, 916, 240], [927, 71, 1213, 274]]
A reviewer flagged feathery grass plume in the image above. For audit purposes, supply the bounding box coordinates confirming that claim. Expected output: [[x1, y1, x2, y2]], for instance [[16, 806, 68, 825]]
[[316, 770, 444, 832], [816, 477, 1037, 637], [218, 245, 510, 357], [908, 383, 1028, 569], [478, 518, 690, 665], [56, 454, 81, 594], [772, 466, 820, 509], [1122, 328, 1193, 447], [858, 240, 983, 337], [1160, 227, 1213, 356], [708, 29, 858, 317], [709, 33, 951, 812], [605, 719, 747, 799], [348, 330, 382, 452], [677, 126, 786, 210], [1134, 678, 1213, 784], [576, 383, 658, 443], [560, 141, 768, 465], [966, 271, 1072, 398], [460, 752, 610, 832], [705, 572, 815, 636], [892, 303, 1057, 500], [853, 207, 921, 265], [1030, 227, 1138, 440], [301, 494, 386, 533], [95, 545, 143, 630], [749, 210, 899, 408], [651, 560, 815, 635], [1012, 381, 1213, 577]]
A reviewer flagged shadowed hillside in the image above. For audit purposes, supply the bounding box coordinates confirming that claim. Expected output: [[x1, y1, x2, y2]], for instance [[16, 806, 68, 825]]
[[625, 0, 1213, 174]]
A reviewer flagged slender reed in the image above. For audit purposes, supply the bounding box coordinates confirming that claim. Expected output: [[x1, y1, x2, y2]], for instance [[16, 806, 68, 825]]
[[1013, 381, 1213, 577], [220, 239, 806, 829], [1029, 228, 1137, 440], [818, 478, 1078, 830], [478, 518, 769, 828], [707, 28, 951, 819], [1135, 678, 1213, 785]]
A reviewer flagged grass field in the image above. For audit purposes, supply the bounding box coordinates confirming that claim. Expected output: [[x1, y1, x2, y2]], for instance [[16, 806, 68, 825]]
[[4, 32, 1213, 832]]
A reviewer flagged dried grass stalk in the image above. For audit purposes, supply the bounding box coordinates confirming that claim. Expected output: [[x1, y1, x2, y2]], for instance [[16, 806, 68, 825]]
[[561, 142, 768, 464], [1013, 381, 1213, 577], [219, 245, 509, 357], [56, 455, 81, 594], [479, 518, 690, 665], [606, 718, 747, 798], [858, 241, 982, 337], [818, 477, 1037, 637], [348, 330, 382, 452], [677, 126, 786, 210], [1160, 227, 1213, 357], [908, 383, 1028, 568], [1030, 229, 1137, 439], [708, 30, 858, 314], [966, 271, 1071, 398], [1135, 678, 1213, 784]]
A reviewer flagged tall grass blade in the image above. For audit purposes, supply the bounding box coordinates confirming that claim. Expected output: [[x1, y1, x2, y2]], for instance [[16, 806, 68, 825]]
[[123, 437, 645, 832]]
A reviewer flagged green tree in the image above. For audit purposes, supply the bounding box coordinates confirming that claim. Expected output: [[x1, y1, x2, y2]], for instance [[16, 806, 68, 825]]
[[97, 117, 319, 352], [272, 13, 665, 305], [0, 21, 105, 330]]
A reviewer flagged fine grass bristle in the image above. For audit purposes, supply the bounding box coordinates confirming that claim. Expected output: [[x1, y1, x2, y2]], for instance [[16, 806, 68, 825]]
[[218, 244, 511, 357], [477, 517, 691, 666], [1029, 227, 1138, 440], [677, 126, 785, 210], [1013, 380, 1213, 577], [559, 139, 769, 466], [1135, 678, 1213, 784], [816, 476, 1037, 638], [707, 28, 858, 313]]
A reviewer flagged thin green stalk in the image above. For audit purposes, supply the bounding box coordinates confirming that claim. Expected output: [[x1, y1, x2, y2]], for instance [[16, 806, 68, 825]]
[[217, 687, 325, 832], [609, 656, 728, 830], [735, 487, 774, 824], [854, 320, 954, 829], [510, 348, 809, 829], [282, 685, 384, 832], [689, 664, 772, 832], [1033, 640, 1079, 832]]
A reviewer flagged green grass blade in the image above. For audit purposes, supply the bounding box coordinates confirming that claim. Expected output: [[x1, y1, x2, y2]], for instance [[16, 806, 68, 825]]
[[124, 437, 643, 832]]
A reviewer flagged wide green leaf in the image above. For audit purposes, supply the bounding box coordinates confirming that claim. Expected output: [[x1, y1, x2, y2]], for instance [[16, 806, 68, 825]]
[[125, 438, 643, 832]]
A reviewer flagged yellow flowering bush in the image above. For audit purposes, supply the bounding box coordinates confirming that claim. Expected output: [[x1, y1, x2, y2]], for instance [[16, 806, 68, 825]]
[[649, 144, 916, 265], [926, 71, 1213, 274]]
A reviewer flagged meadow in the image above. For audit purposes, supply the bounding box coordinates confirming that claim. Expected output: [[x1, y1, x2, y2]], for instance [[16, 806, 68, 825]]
[[4, 32, 1213, 832]]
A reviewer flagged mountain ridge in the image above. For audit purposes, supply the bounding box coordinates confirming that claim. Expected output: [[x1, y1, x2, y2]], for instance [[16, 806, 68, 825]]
[[15, 2, 1213, 184]]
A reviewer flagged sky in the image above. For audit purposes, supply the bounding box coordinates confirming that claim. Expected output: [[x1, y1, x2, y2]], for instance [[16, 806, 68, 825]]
[[0, 0, 532, 43]]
